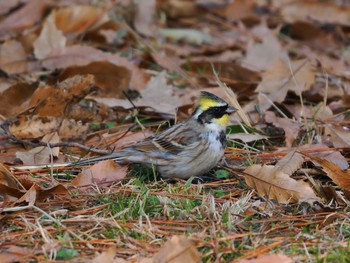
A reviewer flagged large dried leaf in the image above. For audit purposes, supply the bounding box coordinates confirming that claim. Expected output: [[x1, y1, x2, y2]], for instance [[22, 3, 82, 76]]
[[276, 151, 305, 175], [57, 61, 131, 98], [55, 5, 108, 34], [71, 160, 127, 189], [0, 0, 48, 39], [28, 74, 97, 118], [265, 111, 300, 147], [39, 45, 148, 91], [9, 115, 61, 139], [281, 2, 350, 26], [134, 0, 157, 36], [238, 253, 293, 263], [152, 235, 200, 263], [257, 59, 316, 110], [0, 39, 28, 74], [0, 82, 38, 118], [306, 155, 350, 191], [0, 163, 19, 189], [243, 24, 287, 71], [244, 164, 319, 203], [33, 12, 66, 59], [16, 132, 60, 165], [327, 124, 350, 148]]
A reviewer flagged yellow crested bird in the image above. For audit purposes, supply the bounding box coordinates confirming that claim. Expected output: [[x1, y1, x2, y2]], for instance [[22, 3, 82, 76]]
[[70, 91, 236, 179]]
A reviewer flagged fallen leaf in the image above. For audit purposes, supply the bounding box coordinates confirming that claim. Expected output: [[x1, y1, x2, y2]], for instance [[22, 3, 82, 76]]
[[276, 151, 305, 175], [0, 245, 32, 263], [33, 11, 66, 59], [281, 2, 350, 26], [57, 61, 131, 98], [16, 132, 60, 165], [152, 235, 200, 263], [39, 45, 148, 91], [238, 253, 293, 263], [0, 0, 48, 39], [0, 82, 38, 118], [55, 5, 108, 34], [244, 164, 319, 203], [306, 155, 350, 191], [243, 24, 287, 71], [265, 111, 300, 147], [213, 0, 258, 22], [0, 39, 28, 74], [137, 71, 184, 115], [133, 0, 157, 36], [71, 160, 127, 188], [327, 124, 350, 148], [28, 74, 97, 118], [257, 59, 316, 110], [228, 133, 268, 143], [91, 247, 127, 263], [0, 163, 20, 189], [9, 115, 61, 139]]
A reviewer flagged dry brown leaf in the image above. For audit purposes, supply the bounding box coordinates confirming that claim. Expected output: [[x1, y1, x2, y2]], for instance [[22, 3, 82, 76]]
[[306, 155, 350, 191], [238, 253, 293, 263], [134, 0, 157, 36], [16, 183, 37, 206], [28, 74, 97, 118], [0, 245, 32, 263], [91, 247, 127, 263], [281, 2, 350, 26], [137, 72, 184, 115], [257, 59, 316, 110], [9, 115, 60, 139], [276, 151, 305, 175], [0, 82, 38, 118], [244, 164, 319, 203], [0, 1, 23, 16], [327, 124, 350, 148], [16, 132, 60, 165], [58, 119, 89, 140], [152, 235, 200, 263], [265, 111, 300, 147], [0, 39, 28, 74], [55, 5, 108, 34], [57, 61, 131, 98], [0, 0, 48, 39], [228, 133, 268, 143], [71, 160, 127, 189], [243, 24, 287, 71], [0, 163, 20, 189], [33, 11, 66, 60], [213, 0, 257, 22], [39, 45, 148, 91], [302, 143, 349, 170]]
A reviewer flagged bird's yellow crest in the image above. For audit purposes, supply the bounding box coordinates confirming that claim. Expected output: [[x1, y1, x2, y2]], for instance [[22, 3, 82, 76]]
[[199, 97, 218, 110]]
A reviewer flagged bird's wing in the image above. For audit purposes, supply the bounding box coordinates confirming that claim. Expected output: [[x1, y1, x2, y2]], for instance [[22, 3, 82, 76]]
[[131, 122, 200, 154]]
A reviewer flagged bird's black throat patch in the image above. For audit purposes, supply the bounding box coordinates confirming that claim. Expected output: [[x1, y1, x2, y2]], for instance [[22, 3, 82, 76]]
[[217, 130, 227, 148]]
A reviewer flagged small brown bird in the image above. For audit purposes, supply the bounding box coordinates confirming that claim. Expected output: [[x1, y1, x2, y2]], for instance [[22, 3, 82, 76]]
[[71, 91, 236, 179]]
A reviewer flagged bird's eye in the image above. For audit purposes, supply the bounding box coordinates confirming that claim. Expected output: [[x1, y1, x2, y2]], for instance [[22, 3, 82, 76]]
[[213, 107, 220, 112]]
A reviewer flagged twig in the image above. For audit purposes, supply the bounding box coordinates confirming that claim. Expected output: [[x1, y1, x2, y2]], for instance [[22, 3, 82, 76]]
[[5, 133, 111, 155]]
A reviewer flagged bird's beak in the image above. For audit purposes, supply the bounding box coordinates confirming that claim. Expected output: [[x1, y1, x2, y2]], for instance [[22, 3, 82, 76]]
[[226, 105, 237, 114]]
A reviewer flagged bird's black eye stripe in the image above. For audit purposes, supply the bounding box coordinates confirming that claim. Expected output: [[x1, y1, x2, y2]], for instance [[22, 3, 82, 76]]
[[207, 105, 228, 118], [197, 105, 229, 124]]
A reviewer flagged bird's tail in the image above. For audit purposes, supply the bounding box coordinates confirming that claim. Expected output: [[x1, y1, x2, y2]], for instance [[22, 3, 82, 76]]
[[68, 152, 125, 167]]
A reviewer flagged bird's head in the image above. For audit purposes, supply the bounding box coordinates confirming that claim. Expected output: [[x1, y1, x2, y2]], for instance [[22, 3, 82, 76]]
[[192, 91, 237, 130]]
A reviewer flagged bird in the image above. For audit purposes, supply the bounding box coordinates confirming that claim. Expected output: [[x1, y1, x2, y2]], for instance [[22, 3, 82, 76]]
[[70, 91, 236, 179]]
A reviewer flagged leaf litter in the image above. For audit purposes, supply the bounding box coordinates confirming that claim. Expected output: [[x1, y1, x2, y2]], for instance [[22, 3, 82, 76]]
[[0, 0, 350, 262]]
